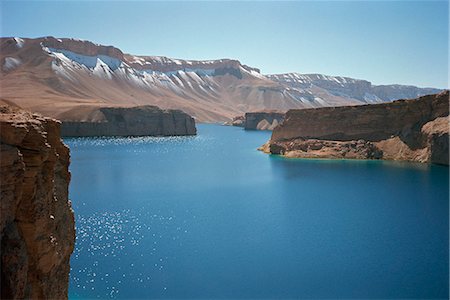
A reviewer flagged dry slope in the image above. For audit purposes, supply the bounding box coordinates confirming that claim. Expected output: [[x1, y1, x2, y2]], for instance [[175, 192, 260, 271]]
[[1, 37, 441, 122]]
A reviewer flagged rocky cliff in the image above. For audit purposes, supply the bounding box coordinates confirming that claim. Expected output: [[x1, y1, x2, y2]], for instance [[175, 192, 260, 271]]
[[244, 112, 285, 130], [60, 105, 196, 137], [41, 36, 124, 61], [262, 91, 449, 165], [0, 106, 75, 298]]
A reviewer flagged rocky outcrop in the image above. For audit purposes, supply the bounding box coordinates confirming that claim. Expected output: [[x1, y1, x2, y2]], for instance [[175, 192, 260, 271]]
[[0, 106, 75, 299], [244, 112, 285, 131], [224, 115, 245, 127], [60, 105, 197, 137], [263, 91, 449, 165], [420, 116, 448, 165], [260, 139, 384, 160]]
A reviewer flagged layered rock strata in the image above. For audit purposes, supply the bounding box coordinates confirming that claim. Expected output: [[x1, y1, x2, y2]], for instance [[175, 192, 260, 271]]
[[60, 105, 197, 137], [262, 91, 449, 165], [0, 106, 75, 298]]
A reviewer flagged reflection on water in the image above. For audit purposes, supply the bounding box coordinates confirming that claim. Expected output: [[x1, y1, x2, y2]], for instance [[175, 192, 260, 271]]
[[71, 209, 192, 298], [66, 124, 449, 299]]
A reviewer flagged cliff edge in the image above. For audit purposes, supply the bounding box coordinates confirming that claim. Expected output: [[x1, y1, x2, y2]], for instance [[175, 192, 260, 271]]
[[60, 105, 197, 137], [1, 106, 75, 299], [261, 91, 449, 165]]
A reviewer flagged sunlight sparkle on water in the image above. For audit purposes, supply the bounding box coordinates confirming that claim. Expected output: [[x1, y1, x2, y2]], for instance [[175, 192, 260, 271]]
[[70, 209, 192, 298]]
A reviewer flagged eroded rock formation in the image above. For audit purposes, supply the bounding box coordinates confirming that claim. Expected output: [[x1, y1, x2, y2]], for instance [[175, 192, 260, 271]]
[[262, 91, 449, 165], [1, 105, 75, 299], [223, 115, 245, 127], [60, 105, 197, 137], [244, 112, 285, 131]]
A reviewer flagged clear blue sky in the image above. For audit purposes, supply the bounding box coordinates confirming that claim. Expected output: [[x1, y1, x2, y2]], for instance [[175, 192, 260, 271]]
[[1, 1, 448, 88]]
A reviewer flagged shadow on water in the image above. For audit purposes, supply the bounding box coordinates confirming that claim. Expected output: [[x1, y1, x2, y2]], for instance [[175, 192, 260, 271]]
[[265, 155, 449, 298]]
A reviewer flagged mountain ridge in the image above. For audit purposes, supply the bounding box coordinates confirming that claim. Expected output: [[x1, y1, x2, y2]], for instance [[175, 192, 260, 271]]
[[0, 36, 442, 122]]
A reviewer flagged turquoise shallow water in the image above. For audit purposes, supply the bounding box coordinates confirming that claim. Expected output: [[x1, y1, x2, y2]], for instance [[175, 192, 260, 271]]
[[66, 124, 449, 299]]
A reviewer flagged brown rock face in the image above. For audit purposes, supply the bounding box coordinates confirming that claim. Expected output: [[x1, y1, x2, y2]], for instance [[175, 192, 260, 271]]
[[421, 116, 449, 165], [0, 106, 75, 299], [272, 91, 448, 142], [265, 91, 449, 164], [41, 36, 124, 61], [60, 105, 197, 137], [264, 138, 383, 160], [244, 112, 285, 131]]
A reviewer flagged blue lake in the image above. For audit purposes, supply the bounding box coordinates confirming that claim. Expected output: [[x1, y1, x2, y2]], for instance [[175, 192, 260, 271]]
[[66, 124, 449, 299]]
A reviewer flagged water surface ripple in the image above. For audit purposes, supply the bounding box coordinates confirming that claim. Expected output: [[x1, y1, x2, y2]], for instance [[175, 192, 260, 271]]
[[66, 124, 449, 299]]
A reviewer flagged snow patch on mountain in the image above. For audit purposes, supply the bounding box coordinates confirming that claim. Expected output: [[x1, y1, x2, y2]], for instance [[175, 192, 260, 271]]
[[51, 59, 77, 81], [38, 40, 441, 110], [14, 37, 24, 48], [187, 68, 215, 76], [268, 73, 358, 87], [148, 56, 183, 65], [240, 66, 266, 79], [3, 57, 21, 71], [314, 97, 327, 105], [269, 72, 442, 104], [363, 92, 382, 103], [44, 47, 122, 70], [129, 56, 145, 65]]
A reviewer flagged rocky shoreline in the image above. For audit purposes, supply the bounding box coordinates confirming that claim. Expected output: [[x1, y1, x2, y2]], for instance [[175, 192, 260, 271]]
[[261, 91, 449, 165]]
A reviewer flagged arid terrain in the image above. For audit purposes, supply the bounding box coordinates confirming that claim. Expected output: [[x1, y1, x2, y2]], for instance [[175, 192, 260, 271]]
[[1, 37, 441, 123]]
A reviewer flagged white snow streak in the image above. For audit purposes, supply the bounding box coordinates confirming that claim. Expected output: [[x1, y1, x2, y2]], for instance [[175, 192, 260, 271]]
[[3, 57, 21, 71]]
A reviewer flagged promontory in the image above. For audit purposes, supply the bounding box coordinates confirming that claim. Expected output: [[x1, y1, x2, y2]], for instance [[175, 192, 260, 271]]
[[260, 91, 449, 165]]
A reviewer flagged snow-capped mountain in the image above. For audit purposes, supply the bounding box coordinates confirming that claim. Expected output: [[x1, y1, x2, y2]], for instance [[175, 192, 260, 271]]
[[268, 73, 440, 104], [0, 37, 442, 122]]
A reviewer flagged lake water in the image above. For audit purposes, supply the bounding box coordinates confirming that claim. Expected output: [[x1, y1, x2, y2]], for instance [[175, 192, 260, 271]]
[[66, 124, 449, 299]]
